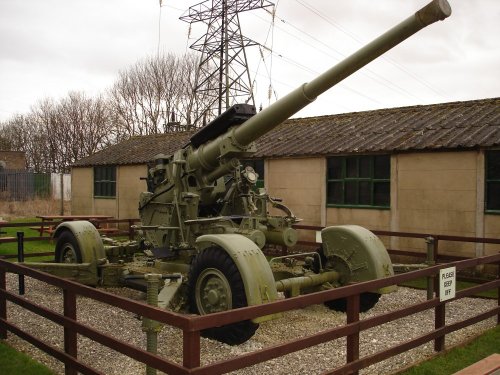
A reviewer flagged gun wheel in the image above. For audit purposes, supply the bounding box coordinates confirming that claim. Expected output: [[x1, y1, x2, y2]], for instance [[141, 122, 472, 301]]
[[55, 231, 83, 263], [315, 246, 381, 313], [324, 292, 381, 313], [188, 246, 258, 345]]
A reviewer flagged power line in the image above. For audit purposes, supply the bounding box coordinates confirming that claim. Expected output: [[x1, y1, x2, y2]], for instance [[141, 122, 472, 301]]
[[292, 0, 448, 99], [250, 9, 425, 103], [180, 0, 274, 119]]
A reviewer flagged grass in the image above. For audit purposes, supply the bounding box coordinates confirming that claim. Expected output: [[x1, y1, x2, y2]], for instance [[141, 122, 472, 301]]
[[0, 217, 55, 261], [399, 325, 500, 375], [0, 341, 55, 375], [399, 276, 498, 299]]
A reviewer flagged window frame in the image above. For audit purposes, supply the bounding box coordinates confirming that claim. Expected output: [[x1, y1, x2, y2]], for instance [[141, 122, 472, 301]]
[[326, 154, 390, 209], [93, 165, 116, 198], [485, 150, 500, 214]]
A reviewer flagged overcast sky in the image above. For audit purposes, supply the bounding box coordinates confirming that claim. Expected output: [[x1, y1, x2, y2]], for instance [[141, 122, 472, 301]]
[[0, 0, 498, 122]]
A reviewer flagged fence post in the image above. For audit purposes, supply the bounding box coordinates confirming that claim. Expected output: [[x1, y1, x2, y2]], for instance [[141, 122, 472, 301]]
[[434, 274, 446, 352], [17, 232, 25, 295], [497, 258, 500, 325], [63, 289, 78, 375], [183, 330, 201, 369], [0, 264, 6, 339], [346, 294, 360, 375], [425, 237, 435, 300]]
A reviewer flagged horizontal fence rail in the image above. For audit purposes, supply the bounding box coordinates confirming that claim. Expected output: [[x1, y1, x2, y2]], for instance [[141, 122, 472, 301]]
[[0, 219, 140, 252], [292, 224, 500, 263], [0, 249, 499, 374]]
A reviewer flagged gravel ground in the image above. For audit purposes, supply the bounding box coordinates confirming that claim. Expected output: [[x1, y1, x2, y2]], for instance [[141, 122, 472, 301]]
[[3, 273, 497, 375]]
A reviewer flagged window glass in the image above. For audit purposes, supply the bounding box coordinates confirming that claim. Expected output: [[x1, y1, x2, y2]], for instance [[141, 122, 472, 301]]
[[359, 157, 371, 178], [346, 157, 357, 178], [487, 151, 500, 179], [486, 151, 500, 211], [374, 155, 390, 179], [94, 166, 116, 197], [327, 155, 390, 208], [327, 158, 343, 179]]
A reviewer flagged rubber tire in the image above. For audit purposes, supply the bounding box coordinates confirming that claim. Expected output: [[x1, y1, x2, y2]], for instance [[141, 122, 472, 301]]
[[324, 292, 381, 313], [313, 246, 381, 313], [55, 231, 83, 264], [188, 246, 258, 345]]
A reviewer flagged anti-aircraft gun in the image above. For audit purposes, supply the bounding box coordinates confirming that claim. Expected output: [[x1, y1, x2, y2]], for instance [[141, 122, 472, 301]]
[[41, 0, 451, 345]]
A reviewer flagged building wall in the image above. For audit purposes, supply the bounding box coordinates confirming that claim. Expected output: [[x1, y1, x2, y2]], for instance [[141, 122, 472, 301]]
[[484, 215, 500, 256], [394, 151, 479, 257], [266, 157, 324, 226], [72, 150, 499, 258], [0, 151, 26, 169], [265, 151, 498, 258], [71, 168, 93, 214], [117, 165, 148, 219], [71, 165, 147, 219]]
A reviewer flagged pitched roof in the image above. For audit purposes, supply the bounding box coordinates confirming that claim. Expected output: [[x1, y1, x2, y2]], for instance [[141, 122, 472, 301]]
[[73, 98, 500, 167]]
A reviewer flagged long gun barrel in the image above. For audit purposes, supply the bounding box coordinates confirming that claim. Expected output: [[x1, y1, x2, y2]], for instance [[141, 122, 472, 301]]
[[187, 0, 451, 177]]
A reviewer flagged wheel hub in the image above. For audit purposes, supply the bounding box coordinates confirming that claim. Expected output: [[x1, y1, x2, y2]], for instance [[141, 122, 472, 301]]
[[62, 244, 77, 263], [196, 268, 232, 314]]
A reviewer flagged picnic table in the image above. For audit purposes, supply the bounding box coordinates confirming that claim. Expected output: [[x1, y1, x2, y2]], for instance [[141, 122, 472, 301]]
[[35, 215, 115, 236], [0, 219, 6, 236]]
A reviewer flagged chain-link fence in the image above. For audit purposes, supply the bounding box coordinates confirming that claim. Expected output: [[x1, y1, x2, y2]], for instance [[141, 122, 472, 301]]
[[0, 170, 51, 200]]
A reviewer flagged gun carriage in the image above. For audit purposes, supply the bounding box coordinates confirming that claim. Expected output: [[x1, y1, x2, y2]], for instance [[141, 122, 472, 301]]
[[28, 0, 451, 345]]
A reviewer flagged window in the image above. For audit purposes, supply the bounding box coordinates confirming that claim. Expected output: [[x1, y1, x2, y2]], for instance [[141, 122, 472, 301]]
[[241, 159, 264, 189], [327, 155, 390, 208], [486, 150, 500, 211], [94, 166, 116, 198]]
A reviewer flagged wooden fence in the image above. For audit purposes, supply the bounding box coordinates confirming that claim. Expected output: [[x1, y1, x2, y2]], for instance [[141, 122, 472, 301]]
[[0, 219, 140, 259], [0, 228, 498, 374]]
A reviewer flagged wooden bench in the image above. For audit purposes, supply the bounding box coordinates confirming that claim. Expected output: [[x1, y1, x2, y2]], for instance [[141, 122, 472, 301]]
[[0, 237, 17, 243], [453, 354, 500, 375], [97, 227, 120, 234], [30, 226, 55, 235]]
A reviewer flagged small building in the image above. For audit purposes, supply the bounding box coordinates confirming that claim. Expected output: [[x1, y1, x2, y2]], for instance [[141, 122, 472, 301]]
[[71, 98, 500, 258], [0, 151, 28, 198], [0, 151, 26, 170]]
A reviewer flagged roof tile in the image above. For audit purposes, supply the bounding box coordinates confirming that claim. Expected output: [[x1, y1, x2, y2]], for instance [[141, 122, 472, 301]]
[[73, 98, 500, 167]]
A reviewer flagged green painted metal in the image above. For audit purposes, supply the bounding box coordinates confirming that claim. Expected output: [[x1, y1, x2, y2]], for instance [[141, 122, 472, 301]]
[[186, 0, 451, 181], [321, 225, 396, 294], [23, 0, 452, 345], [275, 271, 340, 297], [195, 234, 279, 309], [53, 221, 105, 263], [22, 262, 99, 286]]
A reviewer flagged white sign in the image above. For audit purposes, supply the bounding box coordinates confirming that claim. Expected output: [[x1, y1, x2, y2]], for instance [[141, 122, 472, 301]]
[[439, 266, 456, 302]]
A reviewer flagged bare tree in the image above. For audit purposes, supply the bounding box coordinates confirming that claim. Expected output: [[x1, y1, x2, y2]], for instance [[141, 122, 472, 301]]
[[1, 113, 47, 172], [1, 52, 218, 172], [108, 53, 214, 137], [54, 92, 113, 171], [1, 93, 113, 173]]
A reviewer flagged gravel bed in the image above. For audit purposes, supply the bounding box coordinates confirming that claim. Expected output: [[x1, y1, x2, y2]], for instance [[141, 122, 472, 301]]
[[3, 273, 497, 375]]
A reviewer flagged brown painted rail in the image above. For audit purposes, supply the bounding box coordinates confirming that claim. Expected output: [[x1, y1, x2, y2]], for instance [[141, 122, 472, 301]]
[[1, 251, 499, 374], [292, 224, 500, 263], [0, 218, 140, 248]]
